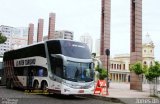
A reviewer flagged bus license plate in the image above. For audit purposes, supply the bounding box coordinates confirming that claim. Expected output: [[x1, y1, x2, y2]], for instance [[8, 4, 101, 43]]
[[78, 90, 84, 93]]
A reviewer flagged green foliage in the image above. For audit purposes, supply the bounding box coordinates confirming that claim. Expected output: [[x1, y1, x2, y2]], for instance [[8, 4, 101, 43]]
[[129, 61, 144, 75], [0, 33, 7, 44], [144, 61, 160, 81], [95, 66, 107, 80]]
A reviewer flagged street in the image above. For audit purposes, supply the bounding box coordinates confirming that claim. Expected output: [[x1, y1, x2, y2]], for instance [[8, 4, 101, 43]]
[[0, 86, 121, 104]]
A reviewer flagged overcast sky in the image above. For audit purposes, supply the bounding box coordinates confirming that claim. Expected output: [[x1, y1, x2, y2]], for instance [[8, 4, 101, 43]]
[[0, 0, 160, 60]]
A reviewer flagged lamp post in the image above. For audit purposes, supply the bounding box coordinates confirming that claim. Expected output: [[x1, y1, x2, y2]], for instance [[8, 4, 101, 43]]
[[105, 49, 110, 88]]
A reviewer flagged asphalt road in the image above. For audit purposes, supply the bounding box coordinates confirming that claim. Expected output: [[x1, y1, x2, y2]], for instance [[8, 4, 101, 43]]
[[0, 86, 121, 104]]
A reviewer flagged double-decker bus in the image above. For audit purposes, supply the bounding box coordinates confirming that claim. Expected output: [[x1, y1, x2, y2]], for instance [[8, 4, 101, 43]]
[[0, 56, 3, 84], [3, 39, 95, 95]]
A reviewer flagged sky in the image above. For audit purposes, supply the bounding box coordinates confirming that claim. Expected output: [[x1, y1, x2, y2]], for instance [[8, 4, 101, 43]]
[[0, 0, 160, 60]]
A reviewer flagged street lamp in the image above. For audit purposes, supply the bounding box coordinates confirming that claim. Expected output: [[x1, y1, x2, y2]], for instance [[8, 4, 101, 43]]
[[105, 49, 110, 88]]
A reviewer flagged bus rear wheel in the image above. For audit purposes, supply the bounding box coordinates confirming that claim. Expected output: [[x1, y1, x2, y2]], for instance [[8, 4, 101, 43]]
[[33, 81, 39, 89], [41, 81, 48, 92]]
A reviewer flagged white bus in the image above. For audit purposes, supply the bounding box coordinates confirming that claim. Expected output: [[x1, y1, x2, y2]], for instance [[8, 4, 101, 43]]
[[3, 39, 95, 95], [0, 56, 3, 84]]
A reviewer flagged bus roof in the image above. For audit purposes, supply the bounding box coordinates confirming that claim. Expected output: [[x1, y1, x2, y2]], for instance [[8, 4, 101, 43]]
[[4, 39, 80, 53]]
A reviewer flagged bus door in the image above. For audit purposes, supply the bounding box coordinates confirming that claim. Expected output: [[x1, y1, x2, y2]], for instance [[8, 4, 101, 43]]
[[27, 68, 34, 88]]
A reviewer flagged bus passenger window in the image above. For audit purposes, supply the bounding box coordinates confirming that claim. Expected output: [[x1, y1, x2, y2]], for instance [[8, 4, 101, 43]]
[[43, 69, 47, 76], [38, 69, 43, 76]]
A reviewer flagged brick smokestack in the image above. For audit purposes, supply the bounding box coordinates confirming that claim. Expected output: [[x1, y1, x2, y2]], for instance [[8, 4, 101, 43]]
[[48, 13, 56, 40], [28, 23, 34, 45], [100, 0, 111, 69], [37, 19, 44, 42]]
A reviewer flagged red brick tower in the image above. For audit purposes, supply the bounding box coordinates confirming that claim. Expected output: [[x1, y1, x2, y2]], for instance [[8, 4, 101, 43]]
[[37, 19, 44, 42], [28, 23, 34, 45], [130, 0, 142, 91], [48, 13, 56, 40], [100, 0, 111, 69]]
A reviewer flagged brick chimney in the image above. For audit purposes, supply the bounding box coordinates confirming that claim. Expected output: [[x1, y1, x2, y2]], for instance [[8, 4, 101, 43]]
[[37, 19, 44, 42], [48, 13, 56, 40], [28, 23, 34, 45]]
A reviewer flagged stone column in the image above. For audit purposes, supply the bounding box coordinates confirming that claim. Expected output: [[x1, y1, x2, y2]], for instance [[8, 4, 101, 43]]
[[112, 73, 114, 82], [122, 74, 123, 82], [117, 74, 119, 82], [130, 0, 142, 91], [115, 74, 117, 82]]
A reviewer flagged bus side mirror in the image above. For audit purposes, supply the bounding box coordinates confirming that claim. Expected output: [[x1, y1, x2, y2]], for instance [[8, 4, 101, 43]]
[[89, 62, 94, 69]]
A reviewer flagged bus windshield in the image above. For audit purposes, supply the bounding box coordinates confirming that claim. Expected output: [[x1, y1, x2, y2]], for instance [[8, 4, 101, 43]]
[[64, 61, 94, 82], [60, 40, 91, 59]]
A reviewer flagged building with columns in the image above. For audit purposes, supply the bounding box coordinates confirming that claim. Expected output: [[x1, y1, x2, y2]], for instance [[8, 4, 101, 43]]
[[110, 54, 130, 82], [96, 34, 155, 83], [142, 34, 154, 67]]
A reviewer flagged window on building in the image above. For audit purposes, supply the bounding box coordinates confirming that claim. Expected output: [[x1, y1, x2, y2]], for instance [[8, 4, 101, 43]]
[[119, 64, 121, 69], [117, 64, 119, 69], [150, 50, 152, 53], [144, 50, 146, 53], [114, 64, 116, 69], [123, 64, 125, 70], [111, 64, 113, 69], [144, 61, 147, 65]]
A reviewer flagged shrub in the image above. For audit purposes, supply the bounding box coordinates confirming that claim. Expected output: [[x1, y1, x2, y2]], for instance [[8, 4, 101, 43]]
[[129, 61, 144, 75], [95, 66, 107, 80]]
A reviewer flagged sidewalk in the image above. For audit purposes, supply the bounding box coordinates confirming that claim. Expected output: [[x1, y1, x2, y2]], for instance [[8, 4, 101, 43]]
[[108, 82, 150, 98], [92, 82, 160, 104]]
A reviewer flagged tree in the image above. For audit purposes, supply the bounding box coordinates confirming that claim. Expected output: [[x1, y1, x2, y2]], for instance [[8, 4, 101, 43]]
[[144, 61, 160, 97], [95, 65, 107, 80], [0, 33, 7, 44], [144, 61, 160, 81], [129, 61, 144, 75]]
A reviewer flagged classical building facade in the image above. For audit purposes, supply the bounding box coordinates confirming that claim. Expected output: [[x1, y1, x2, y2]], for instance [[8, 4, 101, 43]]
[[96, 34, 154, 83], [110, 54, 130, 82]]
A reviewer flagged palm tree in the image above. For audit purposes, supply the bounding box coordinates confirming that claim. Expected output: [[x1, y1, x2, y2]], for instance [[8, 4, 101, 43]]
[[0, 33, 7, 44]]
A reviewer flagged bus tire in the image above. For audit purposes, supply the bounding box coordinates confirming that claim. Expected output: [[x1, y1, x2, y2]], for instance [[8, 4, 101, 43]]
[[33, 80, 39, 89], [41, 81, 48, 91]]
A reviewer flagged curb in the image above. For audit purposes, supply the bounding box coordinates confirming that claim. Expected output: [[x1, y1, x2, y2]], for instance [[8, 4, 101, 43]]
[[86, 95, 126, 104]]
